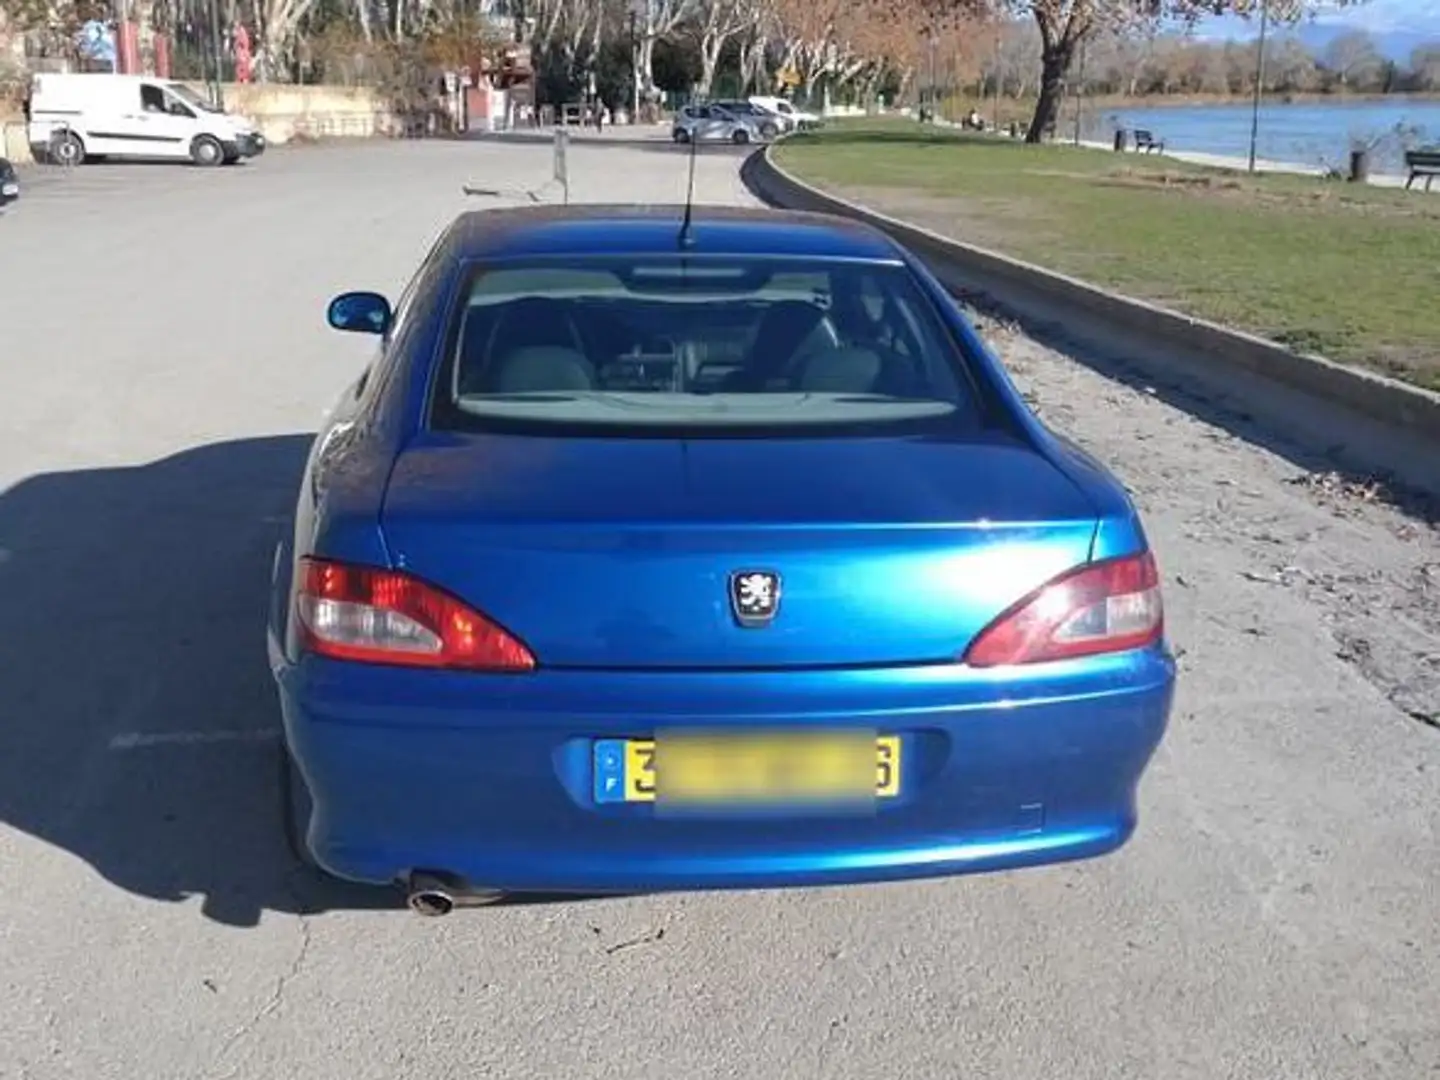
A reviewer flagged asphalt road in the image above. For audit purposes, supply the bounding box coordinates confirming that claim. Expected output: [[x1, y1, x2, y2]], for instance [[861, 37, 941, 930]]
[[1, 138, 1436, 1080]]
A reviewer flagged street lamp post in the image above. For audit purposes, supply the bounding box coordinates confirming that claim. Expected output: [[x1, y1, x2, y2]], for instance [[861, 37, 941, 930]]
[[1247, 0, 1269, 172]]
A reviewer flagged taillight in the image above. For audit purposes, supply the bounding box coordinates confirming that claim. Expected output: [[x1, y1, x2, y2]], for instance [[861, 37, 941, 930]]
[[963, 551, 1164, 668], [295, 557, 535, 671]]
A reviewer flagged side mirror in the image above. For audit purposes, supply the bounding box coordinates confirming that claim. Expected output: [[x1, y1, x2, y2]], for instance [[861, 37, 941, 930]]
[[327, 291, 391, 335]]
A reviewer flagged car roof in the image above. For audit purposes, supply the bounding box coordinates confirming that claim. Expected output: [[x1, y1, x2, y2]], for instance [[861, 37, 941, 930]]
[[444, 204, 904, 262]]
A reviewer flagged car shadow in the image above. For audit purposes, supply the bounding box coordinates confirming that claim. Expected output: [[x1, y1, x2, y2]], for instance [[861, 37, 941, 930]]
[[0, 434, 627, 927]]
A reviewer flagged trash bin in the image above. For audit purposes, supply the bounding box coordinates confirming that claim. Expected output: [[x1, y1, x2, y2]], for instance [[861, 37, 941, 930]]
[[1349, 148, 1369, 183], [1113, 128, 1128, 153]]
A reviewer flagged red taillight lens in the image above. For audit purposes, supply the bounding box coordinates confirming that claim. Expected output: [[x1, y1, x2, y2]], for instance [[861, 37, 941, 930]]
[[963, 551, 1164, 668], [295, 557, 535, 671]]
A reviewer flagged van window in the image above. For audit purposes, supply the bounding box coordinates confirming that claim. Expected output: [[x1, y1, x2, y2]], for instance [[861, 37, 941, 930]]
[[140, 83, 193, 118], [166, 82, 221, 114]]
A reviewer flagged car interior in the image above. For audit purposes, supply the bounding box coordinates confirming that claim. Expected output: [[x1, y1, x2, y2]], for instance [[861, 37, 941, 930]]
[[446, 266, 965, 405]]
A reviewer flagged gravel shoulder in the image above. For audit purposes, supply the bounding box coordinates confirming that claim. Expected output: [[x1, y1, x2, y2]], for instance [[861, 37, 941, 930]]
[[973, 307, 1440, 731], [0, 139, 1435, 1080]]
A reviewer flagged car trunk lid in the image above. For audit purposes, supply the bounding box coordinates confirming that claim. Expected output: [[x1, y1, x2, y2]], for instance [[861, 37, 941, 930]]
[[379, 431, 1100, 670]]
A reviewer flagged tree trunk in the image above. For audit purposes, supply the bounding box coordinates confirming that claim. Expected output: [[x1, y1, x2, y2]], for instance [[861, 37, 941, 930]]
[[739, 35, 764, 93], [638, 35, 657, 99], [1025, 40, 1073, 143], [697, 32, 722, 97]]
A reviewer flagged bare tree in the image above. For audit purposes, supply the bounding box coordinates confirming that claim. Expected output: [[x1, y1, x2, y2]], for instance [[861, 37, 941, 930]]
[[1266, 33, 1317, 91], [634, 0, 695, 99], [691, 0, 754, 95], [918, 0, 1366, 144], [1411, 42, 1440, 90], [1322, 27, 1381, 91]]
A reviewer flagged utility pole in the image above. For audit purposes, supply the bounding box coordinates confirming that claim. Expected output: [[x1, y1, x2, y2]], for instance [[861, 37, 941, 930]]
[[209, 0, 225, 108], [991, 22, 1002, 130], [929, 32, 938, 120], [1247, 0, 1269, 172], [630, 7, 640, 124]]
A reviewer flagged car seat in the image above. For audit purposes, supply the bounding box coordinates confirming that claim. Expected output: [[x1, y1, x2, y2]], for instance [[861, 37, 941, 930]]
[[489, 346, 597, 394], [722, 300, 834, 391]]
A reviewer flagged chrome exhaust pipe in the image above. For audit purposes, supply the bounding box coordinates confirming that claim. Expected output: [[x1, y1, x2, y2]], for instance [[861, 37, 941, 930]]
[[404, 871, 504, 916], [408, 885, 455, 917]]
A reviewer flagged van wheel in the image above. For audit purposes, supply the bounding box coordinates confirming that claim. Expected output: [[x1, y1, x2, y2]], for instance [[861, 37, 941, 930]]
[[50, 131, 85, 166], [190, 135, 224, 167], [731, 128, 750, 145]]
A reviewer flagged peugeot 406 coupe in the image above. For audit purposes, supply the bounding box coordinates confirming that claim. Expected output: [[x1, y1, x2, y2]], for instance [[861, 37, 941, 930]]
[[267, 203, 1176, 915]]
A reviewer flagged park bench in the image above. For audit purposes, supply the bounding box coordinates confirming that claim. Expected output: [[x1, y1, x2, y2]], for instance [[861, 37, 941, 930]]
[[1404, 148, 1440, 192], [1133, 129, 1165, 153]]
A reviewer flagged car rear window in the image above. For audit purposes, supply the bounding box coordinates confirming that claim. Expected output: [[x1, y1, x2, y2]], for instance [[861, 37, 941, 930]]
[[427, 254, 987, 438]]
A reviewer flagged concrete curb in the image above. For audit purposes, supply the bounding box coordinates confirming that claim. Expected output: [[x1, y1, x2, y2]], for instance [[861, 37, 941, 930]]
[[743, 141, 1440, 464]]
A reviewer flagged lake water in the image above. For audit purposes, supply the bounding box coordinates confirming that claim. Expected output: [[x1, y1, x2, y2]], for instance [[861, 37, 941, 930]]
[[1079, 99, 1440, 173]]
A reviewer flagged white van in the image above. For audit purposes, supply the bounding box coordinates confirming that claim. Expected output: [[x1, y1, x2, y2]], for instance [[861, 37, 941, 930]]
[[26, 73, 265, 167]]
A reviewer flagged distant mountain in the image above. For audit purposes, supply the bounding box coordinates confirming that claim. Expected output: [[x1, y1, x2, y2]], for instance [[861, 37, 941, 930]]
[[1194, 2, 1440, 61], [1293, 23, 1438, 62]]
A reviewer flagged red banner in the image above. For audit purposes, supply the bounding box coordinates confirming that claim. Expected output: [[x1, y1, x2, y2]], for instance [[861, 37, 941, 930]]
[[114, 22, 141, 74], [233, 23, 252, 83], [152, 34, 171, 77]]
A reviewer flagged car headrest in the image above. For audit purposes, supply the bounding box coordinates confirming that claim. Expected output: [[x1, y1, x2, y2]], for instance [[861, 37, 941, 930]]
[[489, 346, 597, 394], [797, 347, 883, 394]]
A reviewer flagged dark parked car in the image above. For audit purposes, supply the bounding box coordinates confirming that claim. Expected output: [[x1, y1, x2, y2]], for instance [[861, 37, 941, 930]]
[[0, 159, 18, 207]]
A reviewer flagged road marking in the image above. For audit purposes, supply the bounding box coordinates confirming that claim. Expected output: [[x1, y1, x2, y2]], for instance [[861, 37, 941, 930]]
[[109, 729, 281, 751]]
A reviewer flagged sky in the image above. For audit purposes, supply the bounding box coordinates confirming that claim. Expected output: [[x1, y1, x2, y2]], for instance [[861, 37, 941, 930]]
[[1193, 0, 1440, 42]]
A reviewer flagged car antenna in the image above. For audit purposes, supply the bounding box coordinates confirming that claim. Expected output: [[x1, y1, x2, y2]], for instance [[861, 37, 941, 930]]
[[677, 115, 700, 249]]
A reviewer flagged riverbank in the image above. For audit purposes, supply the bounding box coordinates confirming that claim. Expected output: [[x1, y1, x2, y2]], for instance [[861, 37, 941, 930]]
[[774, 119, 1440, 392], [1041, 89, 1439, 111], [936, 88, 1440, 127], [1068, 137, 1424, 187]]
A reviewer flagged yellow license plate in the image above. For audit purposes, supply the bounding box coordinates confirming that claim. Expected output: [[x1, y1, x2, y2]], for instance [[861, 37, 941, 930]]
[[604, 732, 901, 804]]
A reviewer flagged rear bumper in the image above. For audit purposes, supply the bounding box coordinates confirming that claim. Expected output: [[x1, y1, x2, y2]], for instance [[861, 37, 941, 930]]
[[274, 650, 1175, 892]]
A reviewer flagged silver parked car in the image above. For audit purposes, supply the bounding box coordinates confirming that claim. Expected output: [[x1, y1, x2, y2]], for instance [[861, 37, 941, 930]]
[[711, 100, 784, 138], [671, 103, 768, 145]]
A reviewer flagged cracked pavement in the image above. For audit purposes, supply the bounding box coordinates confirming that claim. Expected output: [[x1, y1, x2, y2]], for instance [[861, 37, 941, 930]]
[[0, 139, 1435, 1080]]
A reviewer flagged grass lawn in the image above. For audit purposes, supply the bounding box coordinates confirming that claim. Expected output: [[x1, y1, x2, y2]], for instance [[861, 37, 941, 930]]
[[774, 119, 1440, 392]]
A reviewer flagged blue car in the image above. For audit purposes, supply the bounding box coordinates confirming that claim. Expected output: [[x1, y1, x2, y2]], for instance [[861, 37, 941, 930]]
[[268, 203, 1176, 915]]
